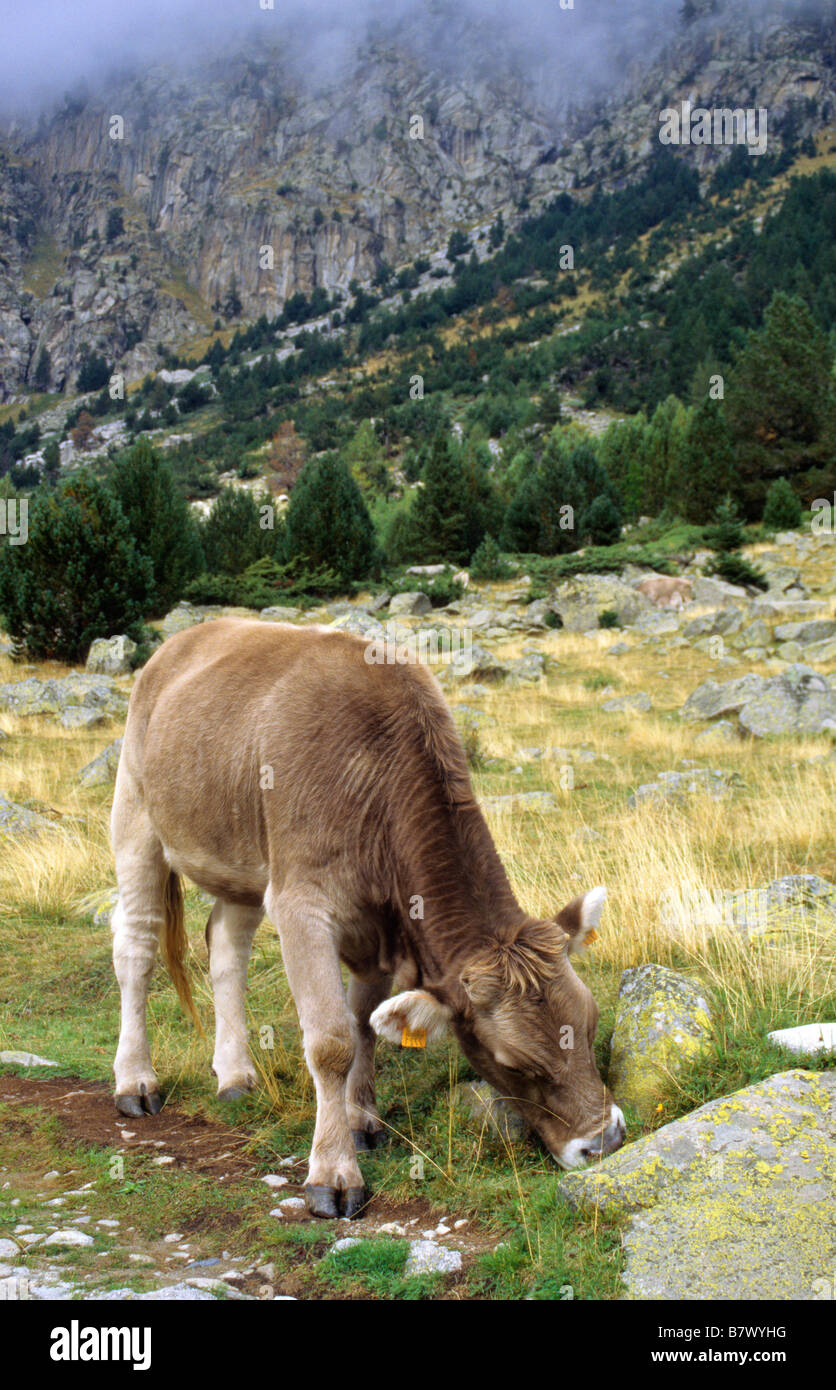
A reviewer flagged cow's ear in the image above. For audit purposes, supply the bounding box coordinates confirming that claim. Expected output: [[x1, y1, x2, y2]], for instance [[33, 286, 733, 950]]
[[556, 885, 607, 954], [370, 989, 451, 1045]]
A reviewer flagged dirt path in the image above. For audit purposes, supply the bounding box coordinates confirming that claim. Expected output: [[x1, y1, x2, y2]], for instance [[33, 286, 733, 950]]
[[0, 1074, 497, 1300]]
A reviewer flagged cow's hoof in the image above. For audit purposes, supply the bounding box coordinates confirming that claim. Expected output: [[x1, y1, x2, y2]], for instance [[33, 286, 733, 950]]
[[218, 1085, 251, 1102], [352, 1128, 388, 1151], [115, 1091, 161, 1117], [304, 1185, 340, 1219], [342, 1186, 369, 1219], [304, 1184, 369, 1219]]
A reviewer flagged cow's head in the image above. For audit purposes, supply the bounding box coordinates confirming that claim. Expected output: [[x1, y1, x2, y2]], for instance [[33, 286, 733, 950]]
[[370, 886, 624, 1168]]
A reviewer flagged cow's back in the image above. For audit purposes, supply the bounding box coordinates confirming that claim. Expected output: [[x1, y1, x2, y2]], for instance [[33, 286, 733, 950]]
[[119, 618, 463, 903]]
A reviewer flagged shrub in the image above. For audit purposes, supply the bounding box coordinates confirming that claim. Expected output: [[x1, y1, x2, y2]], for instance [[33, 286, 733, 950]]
[[470, 533, 512, 580], [599, 609, 620, 628], [762, 477, 802, 531], [708, 552, 768, 590], [0, 472, 153, 661]]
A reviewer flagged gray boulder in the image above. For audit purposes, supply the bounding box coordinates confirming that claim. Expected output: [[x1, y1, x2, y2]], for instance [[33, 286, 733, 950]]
[[691, 576, 748, 604], [738, 666, 836, 737], [773, 619, 836, 645], [681, 673, 766, 722], [259, 605, 301, 622], [0, 674, 129, 721], [608, 964, 712, 1119], [160, 604, 203, 638], [629, 767, 738, 807], [0, 794, 60, 840], [78, 738, 123, 788], [455, 1080, 527, 1141], [388, 591, 431, 617], [85, 635, 137, 676], [559, 1070, 836, 1300], [602, 692, 651, 713]]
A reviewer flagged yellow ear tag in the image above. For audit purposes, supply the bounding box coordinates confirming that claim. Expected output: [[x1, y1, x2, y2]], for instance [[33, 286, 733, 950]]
[[585, 928, 598, 943], [401, 1027, 427, 1048]]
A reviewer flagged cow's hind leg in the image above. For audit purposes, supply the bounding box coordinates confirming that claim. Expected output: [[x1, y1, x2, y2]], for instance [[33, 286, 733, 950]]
[[206, 898, 262, 1100], [347, 972, 391, 1151], [266, 883, 366, 1219], [111, 774, 169, 1117]]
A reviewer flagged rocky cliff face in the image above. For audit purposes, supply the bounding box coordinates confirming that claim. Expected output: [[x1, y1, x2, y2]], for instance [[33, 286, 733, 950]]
[[1, 0, 834, 400]]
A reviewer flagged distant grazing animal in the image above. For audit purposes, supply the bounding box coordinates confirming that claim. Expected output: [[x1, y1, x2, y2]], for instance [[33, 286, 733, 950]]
[[636, 575, 693, 610], [110, 619, 624, 1217]]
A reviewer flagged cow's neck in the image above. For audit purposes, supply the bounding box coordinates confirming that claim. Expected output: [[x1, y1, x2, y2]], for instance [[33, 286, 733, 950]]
[[389, 798, 527, 990]]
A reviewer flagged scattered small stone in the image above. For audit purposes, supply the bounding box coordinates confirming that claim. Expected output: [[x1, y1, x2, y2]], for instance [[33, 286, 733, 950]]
[[43, 1230, 94, 1249], [405, 1240, 462, 1276], [261, 1174, 289, 1188]]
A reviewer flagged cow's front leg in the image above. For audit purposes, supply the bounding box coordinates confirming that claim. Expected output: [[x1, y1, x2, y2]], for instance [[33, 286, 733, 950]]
[[266, 885, 366, 1219], [347, 972, 391, 1151], [206, 899, 262, 1100]]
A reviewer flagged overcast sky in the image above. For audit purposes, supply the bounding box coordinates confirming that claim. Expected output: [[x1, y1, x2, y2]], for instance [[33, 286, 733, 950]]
[[0, 0, 795, 117]]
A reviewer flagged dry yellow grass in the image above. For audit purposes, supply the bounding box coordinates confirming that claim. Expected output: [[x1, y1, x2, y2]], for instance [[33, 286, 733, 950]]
[[1, 621, 834, 1078]]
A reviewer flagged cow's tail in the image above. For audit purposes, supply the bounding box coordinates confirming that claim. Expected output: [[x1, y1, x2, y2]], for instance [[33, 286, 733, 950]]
[[161, 871, 203, 1035]]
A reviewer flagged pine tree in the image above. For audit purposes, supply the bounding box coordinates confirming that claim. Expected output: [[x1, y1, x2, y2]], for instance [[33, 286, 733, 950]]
[[109, 439, 204, 613], [402, 429, 474, 564], [200, 486, 275, 575], [282, 454, 377, 583], [726, 291, 835, 513], [0, 472, 153, 662], [680, 399, 737, 524], [344, 419, 388, 495]]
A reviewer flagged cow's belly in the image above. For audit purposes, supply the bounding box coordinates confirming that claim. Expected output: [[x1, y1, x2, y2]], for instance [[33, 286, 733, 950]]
[[161, 844, 269, 909]]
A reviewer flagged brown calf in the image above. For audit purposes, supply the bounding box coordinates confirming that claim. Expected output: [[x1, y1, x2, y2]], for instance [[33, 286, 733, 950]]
[[110, 619, 624, 1217], [636, 575, 693, 609]]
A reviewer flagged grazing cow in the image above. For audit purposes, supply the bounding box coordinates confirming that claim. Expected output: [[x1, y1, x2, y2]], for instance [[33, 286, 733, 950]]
[[110, 619, 625, 1217], [636, 574, 693, 610]]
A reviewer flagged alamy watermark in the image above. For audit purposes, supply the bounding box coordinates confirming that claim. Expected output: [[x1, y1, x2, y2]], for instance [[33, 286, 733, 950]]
[[0, 498, 28, 545], [364, 623, 475, 671], [659, 101, 768, 156]]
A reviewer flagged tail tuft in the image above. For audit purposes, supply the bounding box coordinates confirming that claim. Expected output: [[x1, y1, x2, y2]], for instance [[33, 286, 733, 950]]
[[161, 872, 203, 1035]]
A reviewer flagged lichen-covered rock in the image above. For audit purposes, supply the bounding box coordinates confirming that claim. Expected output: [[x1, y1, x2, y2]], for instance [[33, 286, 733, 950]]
[[481, 791, 558, 814], [608, 965, 712, 1118], [628, 767, 739, 807], [259, 605, 301, 622], [160, 604, 204, 638], [455, 1080, 527, 1141], [0, 794, 60, 840], [0, 674, 128, 721], [738, 665, 836, 737], [559, 1070, 836, 1300], [78, 738, 123, 788], [327, 609, 385, 640], [602, 692, 651, 713], [680, 672, 766, 722], [85, 635, 137, 676]]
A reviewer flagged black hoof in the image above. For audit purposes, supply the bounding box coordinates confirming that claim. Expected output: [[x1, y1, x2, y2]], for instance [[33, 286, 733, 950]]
[[342, 1186, 369, 1219], [304, 1184, 340, 1219], [218, 1085, 251, 1102], [115, 1091, 162, 1118], [352, 1128, 388, 1151]]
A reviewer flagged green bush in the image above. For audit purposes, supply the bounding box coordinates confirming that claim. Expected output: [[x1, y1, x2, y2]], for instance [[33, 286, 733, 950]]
[[599, 609, 620, 628], [762, 477, 802, 531], [708, 551, 768, 590], [470, 534, 512, 580], [0, 472, 153, 662]]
